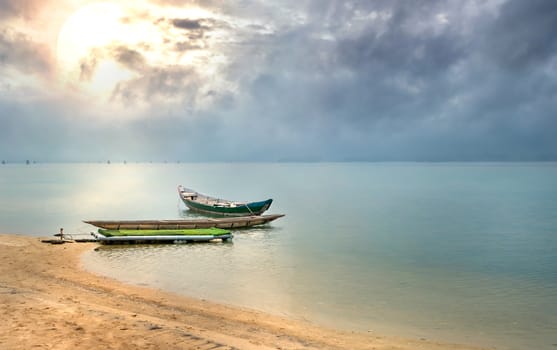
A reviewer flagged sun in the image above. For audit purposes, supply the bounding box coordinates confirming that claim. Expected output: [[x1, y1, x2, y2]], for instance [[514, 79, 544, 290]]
[[55, 1, 224, 105], [56, 2, 137, 96]]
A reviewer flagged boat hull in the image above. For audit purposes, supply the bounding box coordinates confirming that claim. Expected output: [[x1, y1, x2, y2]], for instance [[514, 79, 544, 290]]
[[182, 198, 273, 216], [84, 214, 284, 230], [93, 228, 233, 244], [93, 233, 233, 244], [98, 228, 230, 237], [178, 185, 273, 216]]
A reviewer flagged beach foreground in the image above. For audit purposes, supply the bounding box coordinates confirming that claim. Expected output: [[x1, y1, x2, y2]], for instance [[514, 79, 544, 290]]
[[1, 234, 487, 350]]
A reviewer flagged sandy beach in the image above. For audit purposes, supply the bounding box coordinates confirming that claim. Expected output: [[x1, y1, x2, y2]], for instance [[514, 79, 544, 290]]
[[0, 233, 489, 350]]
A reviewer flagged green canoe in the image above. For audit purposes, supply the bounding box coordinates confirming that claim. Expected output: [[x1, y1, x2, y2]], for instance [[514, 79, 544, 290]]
[[93, 227, 233, 244], [178, 185, 273, 216]]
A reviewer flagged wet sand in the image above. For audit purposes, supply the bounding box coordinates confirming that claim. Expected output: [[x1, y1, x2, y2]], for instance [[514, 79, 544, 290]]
[[0, 233, 489, 350]]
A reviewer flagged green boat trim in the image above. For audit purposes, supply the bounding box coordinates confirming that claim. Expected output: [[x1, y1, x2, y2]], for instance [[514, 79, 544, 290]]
[[98, 227, 230, 237]]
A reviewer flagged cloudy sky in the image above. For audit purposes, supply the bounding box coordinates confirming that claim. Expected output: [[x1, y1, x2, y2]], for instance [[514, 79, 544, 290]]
[[1, 0, 556, 162]]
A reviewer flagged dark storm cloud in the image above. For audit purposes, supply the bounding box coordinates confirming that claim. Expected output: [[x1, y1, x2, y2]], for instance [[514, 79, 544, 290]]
[[1, 0, 557, 162], [75, 45, 146, 82], [0, 28, 52, 75], [483, 0, 557, 69], [78, 49, 100, 81], [111, 46, 147, 71], [78, 57, 96, 81], [218, 10, 436, 130], [154, 16, 223, 51], [174, 41, 202, 51], [0, 0, 42, 20], [110, 65, 201, 105], [172, 18, 203, 30], [0, 0, 18, 18], [296, 1, 471, 122], [336, 12, 466, 76], [207, 0, 557, 160]]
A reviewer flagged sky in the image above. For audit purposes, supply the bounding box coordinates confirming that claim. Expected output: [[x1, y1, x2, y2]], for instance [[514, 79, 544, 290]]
[[0, 0, 556, 162]]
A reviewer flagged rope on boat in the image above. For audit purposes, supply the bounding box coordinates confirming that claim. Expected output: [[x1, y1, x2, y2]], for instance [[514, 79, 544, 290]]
[[243, 202, 255, 215]]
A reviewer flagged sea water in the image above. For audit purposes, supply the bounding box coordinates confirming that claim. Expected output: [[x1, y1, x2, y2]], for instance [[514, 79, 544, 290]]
[[1, 162, 556, 349]]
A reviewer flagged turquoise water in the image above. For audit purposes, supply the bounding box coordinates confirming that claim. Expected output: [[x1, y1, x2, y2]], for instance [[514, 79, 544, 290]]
[[1, 162, 556, 349]]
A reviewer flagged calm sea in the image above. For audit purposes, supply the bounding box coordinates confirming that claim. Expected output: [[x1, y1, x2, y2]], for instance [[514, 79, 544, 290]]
[[1, 162, 556, 349]]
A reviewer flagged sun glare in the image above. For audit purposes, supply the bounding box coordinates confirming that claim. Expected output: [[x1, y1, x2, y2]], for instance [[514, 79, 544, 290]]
[[56, 2, 136, 96], [55, 1, 226, 108]]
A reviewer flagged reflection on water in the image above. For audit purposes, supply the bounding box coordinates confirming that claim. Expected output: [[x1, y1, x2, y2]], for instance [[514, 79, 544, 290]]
[[85, 227, 295, 315], [84, 227, 557, 350], [2, 162, 557, 349]]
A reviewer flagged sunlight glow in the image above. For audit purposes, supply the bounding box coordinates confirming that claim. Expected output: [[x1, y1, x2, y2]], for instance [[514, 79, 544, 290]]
[[56, 2, 134, 96], [57, 3, 124, 63], [55, 0, 229, 112]]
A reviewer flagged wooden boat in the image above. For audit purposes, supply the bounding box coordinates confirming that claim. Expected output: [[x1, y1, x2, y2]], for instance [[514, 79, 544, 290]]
[[84, 214, 284, 230], [93, 228, 232, 244], [178, 185, 273, 216]]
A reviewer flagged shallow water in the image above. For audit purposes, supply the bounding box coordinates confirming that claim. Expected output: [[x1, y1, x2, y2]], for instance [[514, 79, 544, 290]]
[[2, 162, 556, 349]]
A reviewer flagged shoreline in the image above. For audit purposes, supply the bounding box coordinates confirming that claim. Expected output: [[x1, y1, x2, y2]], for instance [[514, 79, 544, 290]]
[[1, 233, 488, 349]]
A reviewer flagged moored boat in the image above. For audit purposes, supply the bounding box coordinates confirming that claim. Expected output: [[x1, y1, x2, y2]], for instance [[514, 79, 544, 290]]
[[84, 214, 284, 230], [178, 185, 273, 216], [93, 227, 233, 244]]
